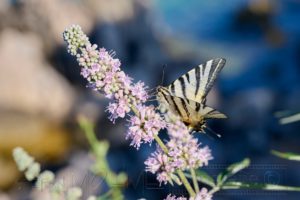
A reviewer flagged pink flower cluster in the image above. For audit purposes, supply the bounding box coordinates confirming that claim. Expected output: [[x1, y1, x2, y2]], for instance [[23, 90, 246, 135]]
[[165, 188, 212, 200], [144, 148, 173, 184], [127, 105, 166, 149], [145, 120, 213, 184], [63, 25, 148, 122], [167, 121, 213, 170], [164, 194, 187, 200]]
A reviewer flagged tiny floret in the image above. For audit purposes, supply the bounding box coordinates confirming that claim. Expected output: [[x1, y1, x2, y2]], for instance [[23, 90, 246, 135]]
[[63, 24, 90, 56], [66, 187, 83, 200], [127, 105, 166, 149], [164, 194, 187, 200], [194, 188, 212, 200], [166, 120, 213, 170], [25, 162, 41, 181], [36, 170, 55, 190], [145, 149, 173, 185], [13, 147, 34, 171]]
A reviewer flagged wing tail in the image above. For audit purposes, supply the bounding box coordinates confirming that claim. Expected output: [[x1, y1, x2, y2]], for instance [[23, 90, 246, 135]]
[[198, 104, 227, 119]]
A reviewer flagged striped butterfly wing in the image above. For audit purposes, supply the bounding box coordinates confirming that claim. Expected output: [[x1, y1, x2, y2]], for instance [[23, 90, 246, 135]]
[[168, 58, 226, 103], [157, 87, 226, 123]]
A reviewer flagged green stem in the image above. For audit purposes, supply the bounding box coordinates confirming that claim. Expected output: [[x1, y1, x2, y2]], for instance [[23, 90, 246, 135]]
[[177, 170, 196, 197], [78, 117, 125, 200], [78, 116, 98, 151], [153, 134, 168, 153], [208, 186, 220, 196], [190, 169, 199, 193]]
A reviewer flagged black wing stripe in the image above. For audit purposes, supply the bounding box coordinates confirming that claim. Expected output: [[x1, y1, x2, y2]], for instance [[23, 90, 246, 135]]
[[169, 96, 186, 117], [204, 58, 226, 95], [180, 98, 189, 117], [195, 102, 201, 112], [208, 59, 219, 82], [185, 73, 190, 83], [206, 109, 216, 115], [170, 84, 175, 95], [178, 77, 187, 99], [195, 66, 200, 97], [160, 91, 185, 118]]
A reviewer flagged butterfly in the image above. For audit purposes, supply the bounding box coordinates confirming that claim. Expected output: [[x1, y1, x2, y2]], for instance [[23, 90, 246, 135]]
[[157, 58, 227, 134]]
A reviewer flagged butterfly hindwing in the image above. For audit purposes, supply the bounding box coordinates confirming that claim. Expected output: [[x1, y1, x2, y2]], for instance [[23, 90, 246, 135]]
[[157, 58, 227, 133], [157, 89, 226, 129], [168, 58, 226, 103]]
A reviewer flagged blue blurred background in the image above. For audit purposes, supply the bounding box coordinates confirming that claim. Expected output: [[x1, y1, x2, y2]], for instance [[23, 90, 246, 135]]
[[0, 0, 300, 199]]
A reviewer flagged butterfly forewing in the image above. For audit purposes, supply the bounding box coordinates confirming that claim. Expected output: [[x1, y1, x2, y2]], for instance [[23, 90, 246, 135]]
[[168, 58, 226, 103]]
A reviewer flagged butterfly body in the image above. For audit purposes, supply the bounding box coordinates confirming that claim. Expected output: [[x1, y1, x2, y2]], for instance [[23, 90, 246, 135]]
[[157, 58, 227, 133]]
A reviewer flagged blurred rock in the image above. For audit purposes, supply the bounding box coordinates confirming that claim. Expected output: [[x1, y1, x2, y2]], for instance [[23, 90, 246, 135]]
[[0, 157, 18, 190], [0, 0, 94, 51], [0, 29, 74, 189], [0, 193, 10, 200], [0, 114, 71, 189], [0, 0, 9, 13], [0, 29, 74, 121], [86, 0, 135, 23], [0, 0, 150, 52]]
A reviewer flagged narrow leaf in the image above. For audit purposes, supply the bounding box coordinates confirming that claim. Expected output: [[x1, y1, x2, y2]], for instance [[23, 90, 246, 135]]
[[271, 150, 300, 161], [217, 158, 250, 185], [222, 181, 300, 191], [279, 113, 300, 124], [185, 170, 215, 187]]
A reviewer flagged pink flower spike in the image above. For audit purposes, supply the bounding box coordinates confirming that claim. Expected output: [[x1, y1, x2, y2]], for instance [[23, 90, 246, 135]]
[[126, 105, 165, 149], [164, 194, 187, 200]]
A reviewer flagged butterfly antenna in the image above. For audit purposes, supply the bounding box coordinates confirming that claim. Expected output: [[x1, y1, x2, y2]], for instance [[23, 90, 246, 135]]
[[205, 126, 222, 138], [160, 64, 167, 86]]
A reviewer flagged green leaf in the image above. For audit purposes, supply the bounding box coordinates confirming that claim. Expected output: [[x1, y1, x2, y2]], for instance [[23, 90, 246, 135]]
[[271, 150, 300, 161], [185, 170, 215, 187], [222, 181, 300, 191], [279, 113, 300, 124], [217, 158, 250, 185]]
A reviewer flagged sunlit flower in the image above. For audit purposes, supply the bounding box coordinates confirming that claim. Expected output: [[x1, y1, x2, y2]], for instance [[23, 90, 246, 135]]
[[164, 188, 212, 200], [194, 188, 212, 200], [166, 120, 213, 170], [25, 162, 40, 181], [127, 105, 166, 149], [145, 149, 173, 185], [64, 25, 148, 122], [164, 194, 187, 200], [131, 81, 148, 102], [66, 187, 82, 200], [36, 170, 55, 190], [13, 147, 34, 171]]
